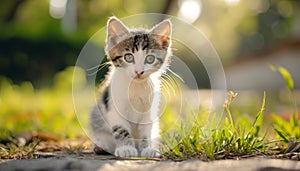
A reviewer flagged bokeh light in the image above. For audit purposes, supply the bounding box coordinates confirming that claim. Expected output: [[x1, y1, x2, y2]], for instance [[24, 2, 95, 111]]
[[224, 0, 240, 6], [49, 0, 67, 19], [177, 0, 202, 23]]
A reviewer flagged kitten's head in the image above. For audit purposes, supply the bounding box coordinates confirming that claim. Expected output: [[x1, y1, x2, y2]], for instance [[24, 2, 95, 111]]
[[105, 16, 172, 81]]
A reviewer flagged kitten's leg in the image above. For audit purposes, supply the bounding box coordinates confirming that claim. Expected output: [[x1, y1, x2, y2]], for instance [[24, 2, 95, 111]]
[[93, 144, 110, 155], [138, 123, 159, 157], [90, 105, 116, 155], [111, 124, 138, 157], [104, 105, 138, 157], [92, 132, 115, 155]]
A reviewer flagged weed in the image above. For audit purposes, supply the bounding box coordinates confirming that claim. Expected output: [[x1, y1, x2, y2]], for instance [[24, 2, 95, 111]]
[[270, 65, 300, 151], [63, 143, 88, 154], [0, 138, 41, 160], [161, 91, 267, 160]]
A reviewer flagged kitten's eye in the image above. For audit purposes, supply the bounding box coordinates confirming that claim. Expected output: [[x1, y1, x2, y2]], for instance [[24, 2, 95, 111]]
[[124, 53, 134, 63], [145, 55, 155, 64]]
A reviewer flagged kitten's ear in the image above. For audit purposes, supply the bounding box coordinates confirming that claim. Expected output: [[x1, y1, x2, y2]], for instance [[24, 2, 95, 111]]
[[150, 19, 172, 49], [106, 16, 129, 41]]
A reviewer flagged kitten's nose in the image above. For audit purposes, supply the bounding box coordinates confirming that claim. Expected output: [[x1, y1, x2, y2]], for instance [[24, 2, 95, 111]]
[[135, 71, 144, 77]]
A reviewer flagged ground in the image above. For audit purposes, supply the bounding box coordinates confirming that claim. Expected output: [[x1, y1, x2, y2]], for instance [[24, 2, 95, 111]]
[[0, 140, 299, 171], [1, 153, 300, 171]]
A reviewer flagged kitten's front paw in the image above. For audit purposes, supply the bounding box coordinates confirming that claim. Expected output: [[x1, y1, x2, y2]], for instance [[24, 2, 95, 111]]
[[115, 145, 138, 157], [92, 144, 110, 155], [141, 147, 158, 157]]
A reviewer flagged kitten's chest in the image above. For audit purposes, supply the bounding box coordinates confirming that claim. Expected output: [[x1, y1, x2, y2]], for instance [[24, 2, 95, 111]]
[[110, 72, 155, 114], [128, 82, 153, 113]]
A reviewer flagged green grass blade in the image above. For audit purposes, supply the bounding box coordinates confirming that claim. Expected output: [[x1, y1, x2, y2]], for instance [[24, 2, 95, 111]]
[[268, 64, 276, 72], [274, 127, 289, 143], [245, 92, 266, 141], [252, 91, 266, 127], [278, 67, 294, 91]]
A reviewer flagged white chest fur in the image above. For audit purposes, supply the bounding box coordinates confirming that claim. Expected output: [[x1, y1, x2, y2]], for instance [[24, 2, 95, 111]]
[[109, 68, 156, 123], [128, 80, 153, 113]]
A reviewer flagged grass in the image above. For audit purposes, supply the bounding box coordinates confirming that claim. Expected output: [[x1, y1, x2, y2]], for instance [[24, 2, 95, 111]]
[[0, 66, 299, 160], [160, 66, 300, 160], [161, 66, 300, 160], [0, 67, 85, 139], [161, 91, 267, 160], [0, 139, 41, 160], [269, 66, 300, 153], [270, 66, 300, 142]]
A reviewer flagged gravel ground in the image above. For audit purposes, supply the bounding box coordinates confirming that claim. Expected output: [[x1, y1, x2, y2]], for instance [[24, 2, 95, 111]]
[[0, 153, 299, 171]]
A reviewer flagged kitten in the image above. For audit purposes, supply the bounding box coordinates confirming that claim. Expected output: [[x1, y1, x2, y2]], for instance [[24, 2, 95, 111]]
[[90, 16, 172, 157]]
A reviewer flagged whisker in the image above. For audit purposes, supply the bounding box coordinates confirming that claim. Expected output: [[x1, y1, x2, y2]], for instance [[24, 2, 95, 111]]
[[161, 74, 177, 95], [86, 64, 101, 71], [160, 77, 171, 98], [167, 68, 184, 83], [87, 70, 99, 77], [87, 62, 110, 71], [162, 72, 179, 94], [169, 47, 178, 51], [87, 62, 110, 76], [157, 67, 184, 85]]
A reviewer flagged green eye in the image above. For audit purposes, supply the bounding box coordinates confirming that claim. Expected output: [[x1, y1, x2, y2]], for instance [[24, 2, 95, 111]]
[[145, 55, 155, 64], [124, 53, 134, 63]]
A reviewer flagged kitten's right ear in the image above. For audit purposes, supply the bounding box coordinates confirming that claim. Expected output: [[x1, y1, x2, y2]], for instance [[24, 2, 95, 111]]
[[106, 17, 129, 41], [150, 19, 172, 50]]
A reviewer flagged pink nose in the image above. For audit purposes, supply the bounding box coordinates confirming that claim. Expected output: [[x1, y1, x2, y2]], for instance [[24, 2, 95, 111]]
[[135, 71, 144, 78]]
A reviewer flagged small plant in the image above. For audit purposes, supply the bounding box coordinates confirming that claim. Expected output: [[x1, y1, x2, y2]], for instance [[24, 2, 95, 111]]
[[63, 143, 88, 154], [162, 91, 267, 160], [0, 138, 41, 160], [270, 65, 300, 152]]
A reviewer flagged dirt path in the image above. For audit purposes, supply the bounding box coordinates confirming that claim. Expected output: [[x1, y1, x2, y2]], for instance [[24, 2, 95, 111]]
[[1, 153, 299, 171]]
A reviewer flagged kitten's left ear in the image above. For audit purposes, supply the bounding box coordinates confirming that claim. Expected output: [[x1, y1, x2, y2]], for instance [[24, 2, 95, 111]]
[[107, 17, 129, 38], [150, 19, 172, 49], [106, 16, 130, 50]]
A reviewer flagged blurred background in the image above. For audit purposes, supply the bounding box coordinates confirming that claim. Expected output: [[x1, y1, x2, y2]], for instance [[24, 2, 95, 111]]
[[1, 0, 300, 138], [1, 0, 300, 88]]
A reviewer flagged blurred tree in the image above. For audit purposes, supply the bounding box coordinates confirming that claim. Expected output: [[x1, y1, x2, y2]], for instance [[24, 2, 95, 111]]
[[0, 0, 299, 88], [1, 0, 27, 23]]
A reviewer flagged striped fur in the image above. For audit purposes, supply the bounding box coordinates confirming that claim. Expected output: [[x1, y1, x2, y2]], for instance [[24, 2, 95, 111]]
[[90, 16, 172, 158]]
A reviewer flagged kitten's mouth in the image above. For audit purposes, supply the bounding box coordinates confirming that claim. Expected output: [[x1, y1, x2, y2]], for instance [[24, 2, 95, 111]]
[[134, 76, 144, 80], [133, 75, 146, 80]]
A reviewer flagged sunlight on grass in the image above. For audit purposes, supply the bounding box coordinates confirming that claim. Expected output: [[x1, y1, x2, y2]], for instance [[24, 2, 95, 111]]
[[0, 67, 85, 139], [161, 91, 267, 160], [1, 66, 299, 160], [270, 65, 300, 144]]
